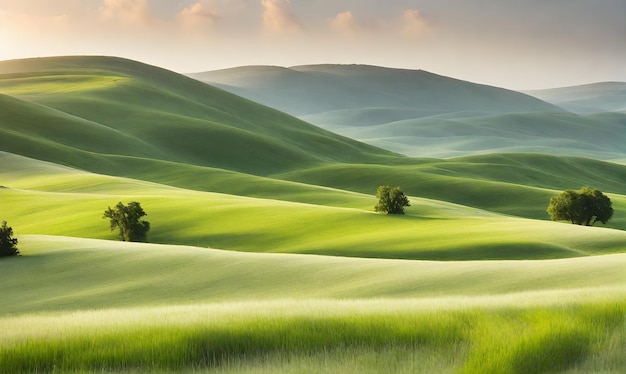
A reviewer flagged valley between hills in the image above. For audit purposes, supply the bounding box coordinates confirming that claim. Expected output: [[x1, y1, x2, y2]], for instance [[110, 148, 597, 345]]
[[0, 56, 624, 373]]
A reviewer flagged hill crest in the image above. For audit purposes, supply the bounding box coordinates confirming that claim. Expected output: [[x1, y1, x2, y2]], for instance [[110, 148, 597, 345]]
[[190, 63, 562, 117], [0, 56, 397, 175]]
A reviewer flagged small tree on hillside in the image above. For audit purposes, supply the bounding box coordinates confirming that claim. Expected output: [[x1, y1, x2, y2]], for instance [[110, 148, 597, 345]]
[[0, 221, 19, 256], [103, 202, 150, 242], [375, 185, 410, 215], [547, 187, 613, 226]]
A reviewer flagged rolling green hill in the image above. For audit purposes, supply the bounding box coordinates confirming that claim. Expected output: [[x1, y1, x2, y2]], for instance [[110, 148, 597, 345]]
[[3, 234, 626, 315], [310, 111, 626, 159], [1, 56, 624, 246], [526, 82, 626, 114], [0, 56, 396, 175], [191, 65, 626, 161], [2, 235, 624, 373], [1, 152, 625, 261], [276, 154, 626, 228]]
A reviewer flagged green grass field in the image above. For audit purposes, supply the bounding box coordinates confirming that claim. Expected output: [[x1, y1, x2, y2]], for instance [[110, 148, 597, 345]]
[[1, 56, 625, 373], [2, 153, 625, 260], [1, 236, 625, 373]]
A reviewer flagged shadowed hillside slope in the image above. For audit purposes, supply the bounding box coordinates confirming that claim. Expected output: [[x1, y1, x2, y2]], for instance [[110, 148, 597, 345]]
[[0, 56, 396, 175]]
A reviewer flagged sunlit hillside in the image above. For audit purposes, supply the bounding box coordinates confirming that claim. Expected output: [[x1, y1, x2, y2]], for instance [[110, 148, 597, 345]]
[[0, 56, 396, 176]]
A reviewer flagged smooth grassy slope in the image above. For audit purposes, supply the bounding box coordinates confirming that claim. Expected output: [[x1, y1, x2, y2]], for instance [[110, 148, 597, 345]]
[[526, 82, 626, 114], [0, 92, 170, 170], [0, 56, 396, 175], [276, 153, 626, 229], [2, 152, 626, 261], [4, 234, 626, 314], [310, 110, 626, 160], [0, 236, 624, 373]]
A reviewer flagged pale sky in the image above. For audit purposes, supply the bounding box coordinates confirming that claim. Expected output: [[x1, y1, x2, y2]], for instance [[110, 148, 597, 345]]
[[1, 0, 624, 89]]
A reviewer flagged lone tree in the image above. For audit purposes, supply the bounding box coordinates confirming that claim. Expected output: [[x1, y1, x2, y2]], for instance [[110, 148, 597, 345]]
[[0, 221, 19, 256], [103, 202, 150, 242], [547, 187, 613, 226], [375, 185, 410, 215]]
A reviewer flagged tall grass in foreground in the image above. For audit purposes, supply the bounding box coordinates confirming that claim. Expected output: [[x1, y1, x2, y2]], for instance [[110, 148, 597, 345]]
[[0, 300, 623, 373]]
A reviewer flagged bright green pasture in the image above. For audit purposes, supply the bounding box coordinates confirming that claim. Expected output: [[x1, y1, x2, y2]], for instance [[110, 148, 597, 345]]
[[1, 235, 625, 373], [0, 297, 623, 373], [277, 159, 626, 229], [3, 235, 626, 314], [2, 156, 626, 260]]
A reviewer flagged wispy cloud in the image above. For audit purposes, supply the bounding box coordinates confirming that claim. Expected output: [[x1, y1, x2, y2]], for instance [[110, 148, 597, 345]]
[[402, 9, 428, 36], [260, 0, 301, 33], [328, 11, 358, 35], [0, 8, 73, 37], [179, 1, 221, 30], [99, 0, 154, 27]]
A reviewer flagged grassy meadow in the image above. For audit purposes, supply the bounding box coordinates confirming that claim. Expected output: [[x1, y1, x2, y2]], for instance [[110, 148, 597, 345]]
[[1, 298, 624, 373], [1, 56, 625, 373], [2, 236, 625, 373]]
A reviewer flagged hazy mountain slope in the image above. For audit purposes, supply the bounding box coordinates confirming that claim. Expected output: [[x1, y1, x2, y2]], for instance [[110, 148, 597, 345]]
[[188, 64, 626, 159], [190, 64, 561, 117], [326, 111, 626, 159], [526, 82, 626, 114], [0, 56, 396, 175]]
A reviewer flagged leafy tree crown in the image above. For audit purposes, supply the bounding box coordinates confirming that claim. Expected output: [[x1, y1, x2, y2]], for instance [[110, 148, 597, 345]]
[[0, 221, 19, 256], [103, 201, 151, 242], [375, 185, 410, 215], [547, 187, 613, 226]]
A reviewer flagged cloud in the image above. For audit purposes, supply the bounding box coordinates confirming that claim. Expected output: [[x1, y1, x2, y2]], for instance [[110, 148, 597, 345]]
[[402, 9, 428, 36], [0, 8, 72, 34], [179, 1, 221, 29], [260, 0, 301, 33], [99, 0, 154, 27], [328, 11, 358, 34]]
